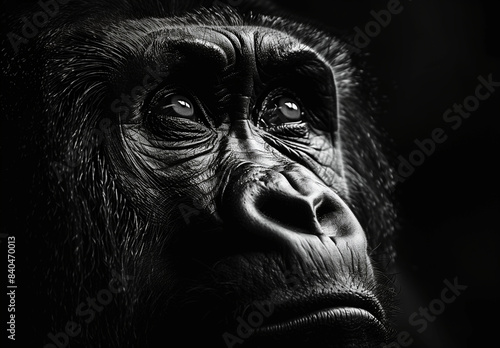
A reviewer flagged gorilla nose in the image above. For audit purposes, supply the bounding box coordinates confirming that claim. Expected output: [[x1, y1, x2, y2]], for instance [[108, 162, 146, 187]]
[[221, 165, 366, 248]]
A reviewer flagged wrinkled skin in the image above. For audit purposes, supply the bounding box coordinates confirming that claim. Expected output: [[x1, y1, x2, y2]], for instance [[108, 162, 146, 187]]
[[1, 1, 397, 347]]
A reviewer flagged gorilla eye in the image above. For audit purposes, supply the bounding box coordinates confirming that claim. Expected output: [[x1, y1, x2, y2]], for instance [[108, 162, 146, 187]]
[[156, 94, 196, 121], [257, 91, 305, 132], [278, 97, 301, 121], [145, 91, 211, 135]]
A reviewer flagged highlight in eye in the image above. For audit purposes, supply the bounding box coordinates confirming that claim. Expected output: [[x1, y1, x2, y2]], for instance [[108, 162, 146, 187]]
[[157, 93, 197, 121], [258, 92, 304, 129]]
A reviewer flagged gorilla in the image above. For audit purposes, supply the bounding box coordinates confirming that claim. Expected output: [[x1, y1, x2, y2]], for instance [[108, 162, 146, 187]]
[[1, 1, 397, 347]]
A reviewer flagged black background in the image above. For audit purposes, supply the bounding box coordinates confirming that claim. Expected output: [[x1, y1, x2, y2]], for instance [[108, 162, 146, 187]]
[[274, 0, 500, 347], [2, 0, 499, 347]]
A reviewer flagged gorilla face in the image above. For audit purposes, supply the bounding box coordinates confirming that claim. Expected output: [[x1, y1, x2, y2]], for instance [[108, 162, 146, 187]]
[[1, 1, 397, 348], [110, 26, 387, 347]]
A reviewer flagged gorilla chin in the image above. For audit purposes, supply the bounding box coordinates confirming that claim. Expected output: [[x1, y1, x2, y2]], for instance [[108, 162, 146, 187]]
[[1, 1, 397, 348]]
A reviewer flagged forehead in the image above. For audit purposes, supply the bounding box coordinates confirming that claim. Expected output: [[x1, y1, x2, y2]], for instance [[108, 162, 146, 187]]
[[138, 25, 332, 76], [149, 26, 309, 55]]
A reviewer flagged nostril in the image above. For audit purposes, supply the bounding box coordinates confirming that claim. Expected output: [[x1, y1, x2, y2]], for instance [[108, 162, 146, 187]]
[[316, 201, 334, 225], [315, 198, 340, 237], [256, 194, 318, 234]]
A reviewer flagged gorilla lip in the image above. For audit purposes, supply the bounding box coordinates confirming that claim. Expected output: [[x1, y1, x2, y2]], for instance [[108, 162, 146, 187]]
[[253, 291, 387, 337], [254, 306, 386, 334]]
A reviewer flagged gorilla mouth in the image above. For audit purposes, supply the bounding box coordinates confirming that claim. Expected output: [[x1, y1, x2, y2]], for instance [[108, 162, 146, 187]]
[[249, 291, 388, 347], [255, 306, 385, 333]]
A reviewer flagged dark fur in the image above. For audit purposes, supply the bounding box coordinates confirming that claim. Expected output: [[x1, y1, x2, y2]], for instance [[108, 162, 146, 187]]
[[1, 1, 396, 347]]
